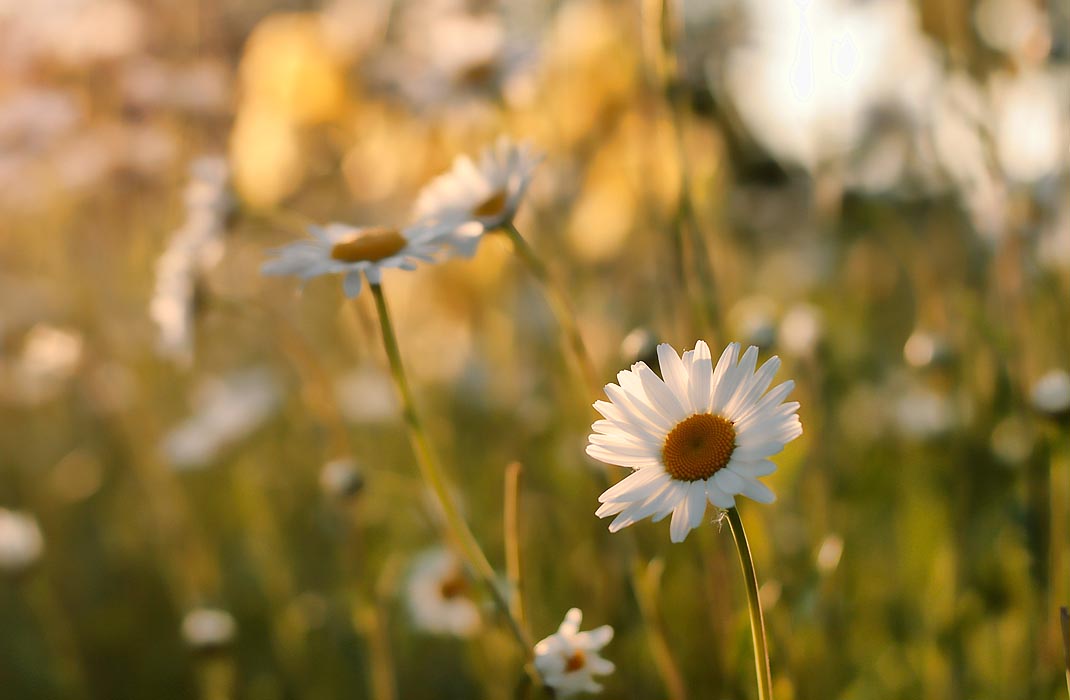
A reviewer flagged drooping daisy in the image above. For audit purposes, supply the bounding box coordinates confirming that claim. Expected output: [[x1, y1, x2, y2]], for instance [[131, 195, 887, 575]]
[[413, 137, 541, 257], [406, 548, 482, 638], [533, 608, 614, 697], [589, 341, 802, 543], [262, 222, 447, 297]]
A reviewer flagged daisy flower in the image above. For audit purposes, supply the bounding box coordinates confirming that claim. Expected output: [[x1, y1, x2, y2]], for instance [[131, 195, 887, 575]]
[[413, 137, 541, 258], [589, 341, 802, 543], [533, 608, 614, 697], [262, 222, 446, 297], [406, 548, 482, 638]]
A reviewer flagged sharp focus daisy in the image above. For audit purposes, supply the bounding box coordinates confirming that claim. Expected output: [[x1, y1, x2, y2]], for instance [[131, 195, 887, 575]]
[[589, 341, 802, 543], [262, 222, 447, 297], [413, 136, 541, 257], [533, 608, 614, 697], [406, 548, 482, 638]]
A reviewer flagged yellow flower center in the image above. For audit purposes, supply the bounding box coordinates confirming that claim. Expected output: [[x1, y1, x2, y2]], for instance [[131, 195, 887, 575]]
[[329, 227, 406, 263], [472, 189, 508, 219], [564, 650, 587, 673], [438, 571, 468, 600], [661, 413, 736, 482]]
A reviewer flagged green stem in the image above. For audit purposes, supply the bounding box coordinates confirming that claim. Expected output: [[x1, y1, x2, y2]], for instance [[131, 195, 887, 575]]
[[502, 223, 689, 699], [726, 507, 773, 700], [502, 223, 600, 397], [369, 283, 536, 663]]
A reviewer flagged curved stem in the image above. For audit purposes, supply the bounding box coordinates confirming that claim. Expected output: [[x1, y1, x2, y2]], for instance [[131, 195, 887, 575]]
[[726, 507, 773, 700], [369, 283, 536, 665], [502, 223, 600, 397], [502, 223, 689, 699]]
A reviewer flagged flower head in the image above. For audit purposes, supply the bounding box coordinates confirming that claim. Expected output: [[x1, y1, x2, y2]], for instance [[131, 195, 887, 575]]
[[533, 608, 614, 697], [589, 341, 802, 543], [262, 222, 446, 297], [414, 137, 541, 257], [0, 508, 44, 575], [406, 548, 481, 638]]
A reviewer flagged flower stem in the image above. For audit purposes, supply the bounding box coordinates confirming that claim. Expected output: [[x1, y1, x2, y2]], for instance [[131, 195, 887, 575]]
[[368, 283, 536, 663], [502, 223, 600, 397], [726, 507, 774, 700], [502, 223, 689, 700]]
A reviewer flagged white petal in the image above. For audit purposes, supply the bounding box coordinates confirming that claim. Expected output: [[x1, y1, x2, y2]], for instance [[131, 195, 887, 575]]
[[686, 481, 708, 531], [635, 363, 687, 422], [342, 269, 364, 297], [706, 480, 736, 508], [687, 340, 714, 414], [710, 343, 742, 413], [657, 344, 690, 407], [598, 468, 668, 504], [724, 355, 781, 421], [738, 478, 776, 504]]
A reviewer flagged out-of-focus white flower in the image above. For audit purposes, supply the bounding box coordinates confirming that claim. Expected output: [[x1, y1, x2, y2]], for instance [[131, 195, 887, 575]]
[[990, 414, 1036, 465], [903, 330, 951, 369], [815, 533, 844, 574], [0, 508, 44, 574], [319, 458, 364, 498], [181, 608, 237, 651], [590, 342, 802, 542], [729, 296, 778, 349], [893, 385, 954, 438], [6, 324, 84, 405], [779, 303, 823, 357], [723, 0, 938, 171], [1030, 369, 1070, 417], [0, 0, 145, 69], [990, 70, 1068, 184], [334, 366, 399, 423], [974, 0, 1050, 58], [413, 137, 541, 257], [533, 608, 614, 697], [150, 156, 232, 366], [162, 368, 281, 470], [406, 549, 481, 638], [262, 222, 447, 297]]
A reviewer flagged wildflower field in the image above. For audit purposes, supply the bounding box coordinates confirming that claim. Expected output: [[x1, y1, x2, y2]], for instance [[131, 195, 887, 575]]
[[2, 0, 1069, 698]]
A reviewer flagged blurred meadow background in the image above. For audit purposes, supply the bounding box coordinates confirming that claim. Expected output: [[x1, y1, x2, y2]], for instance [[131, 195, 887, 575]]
[[2, 0, 1069, 698]]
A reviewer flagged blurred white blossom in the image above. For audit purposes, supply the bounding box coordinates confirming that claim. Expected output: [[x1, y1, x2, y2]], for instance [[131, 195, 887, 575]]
[[0, 508, 44, 574], [406, 548, 481, 638]]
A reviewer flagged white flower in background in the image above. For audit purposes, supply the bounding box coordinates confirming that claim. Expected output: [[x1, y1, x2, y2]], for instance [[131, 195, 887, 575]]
[[1030, 369, 1070, 417], [723, 0, 938, 171], [533, 608, 614, 697], [990, 69, 1068, 184], [262, 222, 447, 297], [413, 137, 541, 257], [406, 549, 481, 637], [778, 303, 823, 358], [319, 458, 364, 498], [6, 324, 84, 405], [0, 508, 44, 574], [150, 156, 232, 366], [893, 384, 954, 438], [162, 368, 281, 470], [590, 342, 802, 543], [181, 607, 237, 651]]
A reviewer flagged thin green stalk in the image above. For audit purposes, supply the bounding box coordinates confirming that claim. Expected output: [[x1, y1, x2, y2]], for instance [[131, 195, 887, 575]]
[[502, 223, 689, 700], [368, 283, 536, 665], [725, 507, 773, 700], [502, 223, 599, 397], [1060, 606, 1069, 699]]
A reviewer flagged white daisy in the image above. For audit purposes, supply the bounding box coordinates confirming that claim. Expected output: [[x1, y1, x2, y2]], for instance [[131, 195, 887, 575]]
[[406, 548, 482, 638], [262, 222, 446, 297], [589, 342, 802, 543], [413, 137, 541, 258], [0, 508, 44, 575], [533, 608, 614, 697]]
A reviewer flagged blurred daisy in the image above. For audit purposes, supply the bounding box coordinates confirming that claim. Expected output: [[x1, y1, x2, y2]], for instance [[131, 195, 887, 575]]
[[589, 342, 802, 543], [181, 607, 237, 652], [1030, 369, 1070, 418], [533, 608, 614, 697], [262, 222, 445, 297], [413, 137, 541, 257], [0, 508, 44, 575], [406, 549, 481, 638]]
